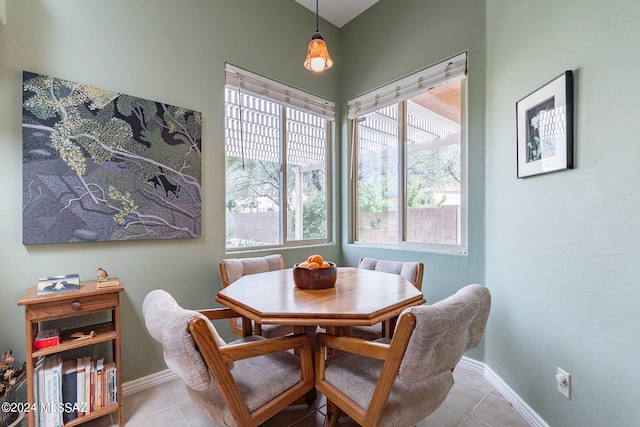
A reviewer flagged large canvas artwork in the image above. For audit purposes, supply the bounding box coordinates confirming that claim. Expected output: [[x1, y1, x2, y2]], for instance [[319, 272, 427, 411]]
[[22, 71, 202, 244]]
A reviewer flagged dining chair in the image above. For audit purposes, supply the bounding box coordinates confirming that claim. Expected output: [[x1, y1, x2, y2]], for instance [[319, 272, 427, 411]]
[[351, 257, 425, 340], [142, 289, 315, 427], [219, 254, 294, 338], [315, 284, 491, 427]]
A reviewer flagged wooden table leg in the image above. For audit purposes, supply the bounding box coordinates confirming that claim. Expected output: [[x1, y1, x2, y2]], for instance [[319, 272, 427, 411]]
[[293, 326, 318, 405]]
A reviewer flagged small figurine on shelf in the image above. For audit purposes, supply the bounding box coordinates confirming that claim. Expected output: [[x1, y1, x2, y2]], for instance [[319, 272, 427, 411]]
[[96, 268, 108, 282], [95, 269, 120, 289]]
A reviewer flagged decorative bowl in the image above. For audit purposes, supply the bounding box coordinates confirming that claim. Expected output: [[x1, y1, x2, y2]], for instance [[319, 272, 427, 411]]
[[293, 262, 337, 290]]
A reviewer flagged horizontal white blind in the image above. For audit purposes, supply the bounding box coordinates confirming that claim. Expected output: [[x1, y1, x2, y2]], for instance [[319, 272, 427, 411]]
[[225, 64, 335, 121], [347, 52, 467, 119]]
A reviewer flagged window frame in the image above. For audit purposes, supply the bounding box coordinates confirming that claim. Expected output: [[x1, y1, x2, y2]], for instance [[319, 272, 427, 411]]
[[224, 64, 334, 251], [350, 54, 468, 253]]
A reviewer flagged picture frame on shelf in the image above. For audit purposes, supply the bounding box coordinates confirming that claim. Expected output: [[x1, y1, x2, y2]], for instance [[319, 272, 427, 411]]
[[516, 70, 574, 178], [37, 273, 80, 295]]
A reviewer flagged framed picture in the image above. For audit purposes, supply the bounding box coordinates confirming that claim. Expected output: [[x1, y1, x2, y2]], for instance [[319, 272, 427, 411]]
[[516, 70, 574, 178]]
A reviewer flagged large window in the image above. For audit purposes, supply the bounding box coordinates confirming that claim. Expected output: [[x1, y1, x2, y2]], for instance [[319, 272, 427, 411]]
[[350, 53, 467, 251], [225, 65, 334, 250]]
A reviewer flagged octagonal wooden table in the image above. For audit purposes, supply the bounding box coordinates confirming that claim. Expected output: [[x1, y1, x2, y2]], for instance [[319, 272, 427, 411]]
[[215, 267, 425, 334]]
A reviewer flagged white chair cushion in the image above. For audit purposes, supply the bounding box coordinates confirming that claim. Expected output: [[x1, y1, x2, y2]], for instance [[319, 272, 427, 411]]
[[142, 289, 230, 391], [359, 257, 420, 285], [189, 335, 305, 427], [323, 284, 490, 427], [222, 254, 285, 284], [324, 349, 452, 427]]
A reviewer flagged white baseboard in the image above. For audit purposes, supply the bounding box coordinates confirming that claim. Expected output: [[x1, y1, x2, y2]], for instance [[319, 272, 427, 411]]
[[457, 355, 485, 375], [459, 356, 550, 427], [122, 369, 176, 396], [124, 359, 549, 427]]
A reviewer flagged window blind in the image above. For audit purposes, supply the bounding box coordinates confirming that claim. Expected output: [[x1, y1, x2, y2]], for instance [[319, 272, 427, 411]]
[[347, 52, 467, 120], [225, 63, 335, 121]]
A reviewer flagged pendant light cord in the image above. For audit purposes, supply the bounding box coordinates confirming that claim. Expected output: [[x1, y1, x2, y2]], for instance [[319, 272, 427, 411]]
[[315, 0, 319, 32]]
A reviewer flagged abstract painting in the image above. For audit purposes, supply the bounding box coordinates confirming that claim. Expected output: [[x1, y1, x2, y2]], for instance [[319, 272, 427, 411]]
[[22, 71, 202, 244]]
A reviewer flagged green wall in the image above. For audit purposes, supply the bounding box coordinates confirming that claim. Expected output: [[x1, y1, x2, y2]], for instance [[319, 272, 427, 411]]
[[339, 0, 487, 359], [0, 0, 341, 382], [485, 0, 640, 425], [3, 1, 639, 425]]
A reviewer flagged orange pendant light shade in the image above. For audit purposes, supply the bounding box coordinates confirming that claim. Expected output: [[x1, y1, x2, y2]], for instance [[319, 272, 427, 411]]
[[304, 0, 333, 72]]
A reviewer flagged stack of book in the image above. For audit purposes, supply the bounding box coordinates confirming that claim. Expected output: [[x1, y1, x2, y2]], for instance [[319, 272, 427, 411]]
[[34, 355, 118, 427]]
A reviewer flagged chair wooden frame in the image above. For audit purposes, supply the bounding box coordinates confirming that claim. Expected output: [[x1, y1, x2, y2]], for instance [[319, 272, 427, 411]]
[[315, 311, 417, 427], [189, 307, 315, 426]]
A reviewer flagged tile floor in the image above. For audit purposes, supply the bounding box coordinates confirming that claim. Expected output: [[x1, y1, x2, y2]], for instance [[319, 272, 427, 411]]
[[58, 366, 529, 427]]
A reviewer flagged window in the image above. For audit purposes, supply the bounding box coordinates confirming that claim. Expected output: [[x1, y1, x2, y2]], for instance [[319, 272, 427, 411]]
[[224, 65, 334, 250], [350, 53, 467, 251]]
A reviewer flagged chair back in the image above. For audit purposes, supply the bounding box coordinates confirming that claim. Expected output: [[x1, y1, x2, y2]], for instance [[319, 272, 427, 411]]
[[142, 289, 228, 391], [219, 254, 285, 287], [397, 284, 490, 384], [358, 257, 424, 290], [218, 254, 289, 337]]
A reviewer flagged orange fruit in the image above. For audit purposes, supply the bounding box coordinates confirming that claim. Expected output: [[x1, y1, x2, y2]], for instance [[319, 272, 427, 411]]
[[308, 254, 324, 265], [320, 262, 330, 268], [298, 261, 309, 268], [307, 262, 320, 269]]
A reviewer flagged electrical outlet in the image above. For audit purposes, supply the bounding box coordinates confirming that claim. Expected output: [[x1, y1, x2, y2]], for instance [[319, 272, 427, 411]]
[[556, 367, 571, 399]]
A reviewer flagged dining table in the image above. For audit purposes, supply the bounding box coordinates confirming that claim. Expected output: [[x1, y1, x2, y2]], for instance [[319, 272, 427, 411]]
[[215, 266, 426, 337], [216, 266, 425, 406]]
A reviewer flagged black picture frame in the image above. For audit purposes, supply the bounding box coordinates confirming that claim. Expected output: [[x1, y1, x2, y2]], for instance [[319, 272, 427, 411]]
[[516, 70, 574, 178]]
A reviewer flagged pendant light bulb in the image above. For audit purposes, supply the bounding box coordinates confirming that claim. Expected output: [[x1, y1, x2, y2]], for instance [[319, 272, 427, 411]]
[[304, 1, 333, 72]]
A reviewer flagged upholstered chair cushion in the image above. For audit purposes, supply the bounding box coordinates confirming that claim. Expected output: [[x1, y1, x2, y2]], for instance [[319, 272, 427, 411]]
[[398, 284, 490, 383], [359, 257, 420, 285], [222, 254, 285, 285], [189, 338, 304, 426], [142, 289, 227, 391], [220, 254, 293, 338], [353, 258, 425, 340], [143, 289, 307, 427], [323, 284, 491, 427]]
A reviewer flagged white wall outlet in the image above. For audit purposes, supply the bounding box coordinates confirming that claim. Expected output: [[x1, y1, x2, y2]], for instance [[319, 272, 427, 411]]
[[556, 367, 571, 399]]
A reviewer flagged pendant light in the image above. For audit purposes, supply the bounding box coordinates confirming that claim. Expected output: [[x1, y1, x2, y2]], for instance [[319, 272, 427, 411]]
[[304, 0, 333, 72]]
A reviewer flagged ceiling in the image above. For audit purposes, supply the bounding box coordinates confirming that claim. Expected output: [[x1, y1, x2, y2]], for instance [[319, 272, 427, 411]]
[[294, 0, 379, 28]]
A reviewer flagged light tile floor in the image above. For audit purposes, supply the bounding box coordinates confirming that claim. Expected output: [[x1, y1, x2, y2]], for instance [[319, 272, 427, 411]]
[[54, 366, 529, 427]]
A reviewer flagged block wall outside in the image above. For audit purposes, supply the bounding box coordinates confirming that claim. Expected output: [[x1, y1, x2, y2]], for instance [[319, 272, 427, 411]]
[[357, 206, 458, 245]]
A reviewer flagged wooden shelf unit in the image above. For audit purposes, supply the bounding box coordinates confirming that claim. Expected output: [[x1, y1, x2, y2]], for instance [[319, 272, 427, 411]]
[[18, 280, 124, 427]]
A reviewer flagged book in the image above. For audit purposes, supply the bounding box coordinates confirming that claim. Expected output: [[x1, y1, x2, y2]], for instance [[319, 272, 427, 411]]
[[53, 354, 63, 427], [34, 356, 45, 427], [61, 359, 77, 423], [103, 362, 116, 405], [37, 274, 80, 295], [44, 355, 53, 427], [43, 354, 63, 427], [83, 356, 91, 415], [76, 358, 86, 417], [33, 328, 60, 350], [89, 360, 95, 412], [95, 358, 104, 410]]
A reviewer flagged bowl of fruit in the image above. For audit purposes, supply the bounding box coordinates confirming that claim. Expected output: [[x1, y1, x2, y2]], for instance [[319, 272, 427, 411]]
[[293, 255, 337, 290]]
